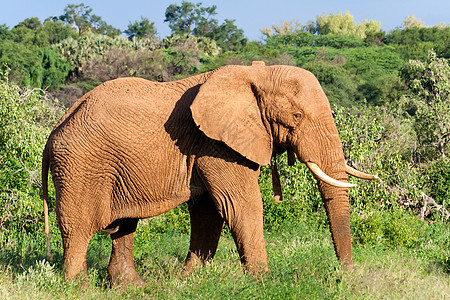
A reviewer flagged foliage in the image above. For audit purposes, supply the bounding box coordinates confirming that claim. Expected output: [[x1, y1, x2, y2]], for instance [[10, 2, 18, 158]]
[[0, 40, 70, 89], [385, 26, 450, 59], [260, 20, 303, 37], [303, 60, 361, 107], [421, 157, 450, 206], [315, 12, 382, 38], [57, 3, 121, 37], [55, 32, 132, 79], [203, 19, 247, 52], [400, 51, 450, 159], [124, 17, 158, 40], [164, 1, 247, 52], [262, 12, 382, 39], [402, 15, 427, 29], [0, 73, 62, 242], [164, 1, 217, 35]]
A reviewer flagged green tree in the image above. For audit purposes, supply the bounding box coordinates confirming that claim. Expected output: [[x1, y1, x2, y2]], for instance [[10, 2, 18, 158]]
[[204, 19, 247, 52], [15, 17, 42, 30], [43, 18, 77, 44], [400, 51, 450, 159], [164, 1, 217, 35], [385, 26, 450, 59], [124, 17, 158, 40], [303, 60, 361, 107], [316, 12, 356, 35], [164, 2, 245, 52], [59, 3, 121, 37]]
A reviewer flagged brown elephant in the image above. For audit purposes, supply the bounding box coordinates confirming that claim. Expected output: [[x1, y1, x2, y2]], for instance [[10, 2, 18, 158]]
[[42, 61, 377, 285]]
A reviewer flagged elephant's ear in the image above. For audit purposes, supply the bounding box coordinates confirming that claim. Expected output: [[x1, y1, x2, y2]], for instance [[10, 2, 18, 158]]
[[191, 64, 272, 166]]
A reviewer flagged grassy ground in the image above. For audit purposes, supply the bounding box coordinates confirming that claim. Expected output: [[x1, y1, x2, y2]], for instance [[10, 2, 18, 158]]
[[0, 218, 448, 299]]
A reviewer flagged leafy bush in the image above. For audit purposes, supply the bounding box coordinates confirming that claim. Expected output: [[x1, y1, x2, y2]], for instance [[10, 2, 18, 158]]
[[399, 51, 450, 160], [351, 205, 423, 248], [421, 157, 450, 206], [0, 73, 62, 243]]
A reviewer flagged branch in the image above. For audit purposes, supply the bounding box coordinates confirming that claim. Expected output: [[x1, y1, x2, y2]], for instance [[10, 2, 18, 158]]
[[420, 192, 450, 222]]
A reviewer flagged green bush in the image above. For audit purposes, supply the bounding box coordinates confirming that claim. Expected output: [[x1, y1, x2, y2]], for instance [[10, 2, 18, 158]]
[[351, 205, 422, 248], [421, 157, 450, 206], [0, 73, 62, 243]]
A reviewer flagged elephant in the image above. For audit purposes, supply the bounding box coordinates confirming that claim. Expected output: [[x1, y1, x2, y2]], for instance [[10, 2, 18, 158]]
[[42, 61, 377, 285]]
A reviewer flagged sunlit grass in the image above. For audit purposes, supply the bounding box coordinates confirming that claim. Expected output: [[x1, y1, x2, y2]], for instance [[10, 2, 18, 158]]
[[0, 219, 448, 299]]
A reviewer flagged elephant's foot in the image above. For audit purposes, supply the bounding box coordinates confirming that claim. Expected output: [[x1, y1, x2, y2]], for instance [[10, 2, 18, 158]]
[[184, 251, 203, 272], [107, 260, 147, 287], [62, 236, 90, 281], [108, 218, 145, 287], [63, 256, 88, 281], [243, 260, 269, 276]]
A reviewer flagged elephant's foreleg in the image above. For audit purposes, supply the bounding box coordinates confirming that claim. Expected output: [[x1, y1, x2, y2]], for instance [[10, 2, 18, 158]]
[[196, 156, 268, 274], [226, 194, 268, 275], [185, 195, 224, 271], [107, 218, 146, 287]]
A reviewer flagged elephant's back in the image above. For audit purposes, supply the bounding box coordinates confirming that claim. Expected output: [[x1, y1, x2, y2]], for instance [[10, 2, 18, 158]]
[[45, 76, 200, 211]]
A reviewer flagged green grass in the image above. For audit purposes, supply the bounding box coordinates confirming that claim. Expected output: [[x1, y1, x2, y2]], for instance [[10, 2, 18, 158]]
[[1, 218, 449, 299]]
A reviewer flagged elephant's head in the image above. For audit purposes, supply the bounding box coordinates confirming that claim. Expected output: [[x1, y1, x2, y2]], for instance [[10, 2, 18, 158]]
[[190, 61, 377, 267]]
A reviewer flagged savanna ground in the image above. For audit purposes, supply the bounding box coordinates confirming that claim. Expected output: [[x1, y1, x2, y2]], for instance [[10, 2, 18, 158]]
[[0, 214, 449, 299]]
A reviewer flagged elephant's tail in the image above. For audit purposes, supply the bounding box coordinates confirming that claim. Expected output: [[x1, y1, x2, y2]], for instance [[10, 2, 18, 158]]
[[42, 146, 52, 260]]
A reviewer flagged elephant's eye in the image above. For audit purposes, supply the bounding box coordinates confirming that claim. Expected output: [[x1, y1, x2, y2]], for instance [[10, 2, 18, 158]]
[[293, 112, 303, 120]]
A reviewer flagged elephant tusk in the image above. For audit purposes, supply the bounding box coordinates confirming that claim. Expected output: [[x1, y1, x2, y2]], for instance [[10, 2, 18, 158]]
[[306, 162, 357, 188], [345, 164, 380, 180]]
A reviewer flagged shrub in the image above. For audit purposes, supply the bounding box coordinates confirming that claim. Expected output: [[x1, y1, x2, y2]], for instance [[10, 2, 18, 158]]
[[0, 72, 62, 244]]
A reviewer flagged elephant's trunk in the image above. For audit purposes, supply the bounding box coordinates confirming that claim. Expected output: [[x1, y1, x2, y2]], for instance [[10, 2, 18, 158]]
[[314, 142, 353, 268], [292, 127, 353, 267], [319, 182, 352, 268]]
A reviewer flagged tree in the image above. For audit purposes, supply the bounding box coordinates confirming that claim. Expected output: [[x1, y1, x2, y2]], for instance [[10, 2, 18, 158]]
[[261, 20, 303, 38], [164, 1, 217, 35], [261, 12, 381, 39], [124, 17, 158, 40], [14, 17, 42, 30], [164, 2, 246, 52], [355, 19, 382, 40], [403, 15, 426, 29], [43, 18, 77, 44], [316, 12, 356, 36], [400, 51, 450, 159], [204, 19, 247, 52], [59, 3, 121, 37]]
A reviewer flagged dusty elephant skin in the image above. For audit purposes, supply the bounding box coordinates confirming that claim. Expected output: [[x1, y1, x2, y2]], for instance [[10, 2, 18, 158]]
[[42, 62, 376, 286]]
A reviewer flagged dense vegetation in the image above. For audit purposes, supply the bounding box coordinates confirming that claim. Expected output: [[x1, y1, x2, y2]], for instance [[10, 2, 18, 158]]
[[0, 2, 449, 298]]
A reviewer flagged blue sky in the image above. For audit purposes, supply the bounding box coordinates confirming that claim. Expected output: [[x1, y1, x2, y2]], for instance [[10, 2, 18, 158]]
[[1, 0, 449, 40]]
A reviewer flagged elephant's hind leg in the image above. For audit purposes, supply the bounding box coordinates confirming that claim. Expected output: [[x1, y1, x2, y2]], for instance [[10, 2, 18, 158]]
[[62, 233, 91, 280], [107, 218, 146, 287], [185, 195, 224, 271]]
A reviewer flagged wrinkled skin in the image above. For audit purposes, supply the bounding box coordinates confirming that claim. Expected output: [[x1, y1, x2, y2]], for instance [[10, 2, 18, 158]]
[[42, 63, 356, 285]]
